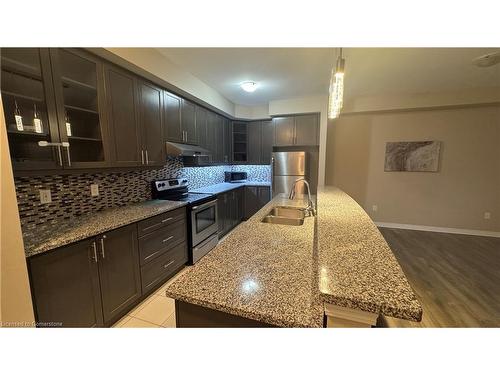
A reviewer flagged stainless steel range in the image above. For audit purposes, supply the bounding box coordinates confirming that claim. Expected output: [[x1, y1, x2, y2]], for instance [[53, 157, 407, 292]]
[[152, 178, 218, 264]]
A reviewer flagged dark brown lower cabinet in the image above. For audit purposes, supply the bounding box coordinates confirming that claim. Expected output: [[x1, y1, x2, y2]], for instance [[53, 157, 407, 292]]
[[217, 187, 244, 238], [28, 210, 188, 327], [29, 239, 104, 328], [96, 224, 141, 325], [244, 186, 271, 219]]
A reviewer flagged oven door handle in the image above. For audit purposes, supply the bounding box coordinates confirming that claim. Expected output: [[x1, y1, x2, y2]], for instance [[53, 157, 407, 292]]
[[191, 199, 217, 211]]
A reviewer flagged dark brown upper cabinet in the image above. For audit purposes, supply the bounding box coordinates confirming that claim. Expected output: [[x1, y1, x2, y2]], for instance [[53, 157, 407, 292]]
[[163, 91, 182, 143], [206, 111, 217, 161], [214, 114, 224, 163], [138, 80, 164, 167], [223, 118, 232, 164], [195, 105, 208, 149], [247, 121, 262, 164], [1, 48, 63, 170], [50, 48, 110, 168], [260, 120, 274, 164], [273, 114, 319, 146], [294, 114, 319, 145], [104, 64, 143, 167], [181, 98, 197, 144], [274, 116, 295, 146], [232, 121, 248, 163], [29, 238, 104, 327]]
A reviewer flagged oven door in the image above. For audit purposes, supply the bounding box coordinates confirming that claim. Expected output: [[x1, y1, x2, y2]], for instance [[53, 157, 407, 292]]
[[190, 199, 218, 247]]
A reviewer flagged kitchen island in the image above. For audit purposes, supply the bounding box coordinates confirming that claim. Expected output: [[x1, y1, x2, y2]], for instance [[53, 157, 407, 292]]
[[165, 186, 422, 327]]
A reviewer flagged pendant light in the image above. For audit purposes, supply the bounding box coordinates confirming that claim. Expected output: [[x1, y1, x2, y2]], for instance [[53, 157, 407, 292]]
[[328, 48, 345, 119]]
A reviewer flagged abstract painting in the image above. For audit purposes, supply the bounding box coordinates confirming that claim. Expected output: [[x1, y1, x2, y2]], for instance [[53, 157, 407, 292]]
[[384, 141, 441, 172]]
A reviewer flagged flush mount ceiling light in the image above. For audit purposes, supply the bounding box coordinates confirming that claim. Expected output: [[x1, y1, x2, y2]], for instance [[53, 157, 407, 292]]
[[328, 48, 345, 119], [240, 81, 258, 93]]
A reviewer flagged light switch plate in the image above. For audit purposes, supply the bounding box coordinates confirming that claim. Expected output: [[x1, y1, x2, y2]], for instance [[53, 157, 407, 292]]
[[90, 184, 99, 197], [484, 212, 491, 220], [372, 205, 378, 212], [39, 189, 52, 204]]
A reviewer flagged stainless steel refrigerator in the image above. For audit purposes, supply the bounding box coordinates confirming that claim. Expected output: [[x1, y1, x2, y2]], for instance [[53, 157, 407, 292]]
[[272, 151, 309, 196]]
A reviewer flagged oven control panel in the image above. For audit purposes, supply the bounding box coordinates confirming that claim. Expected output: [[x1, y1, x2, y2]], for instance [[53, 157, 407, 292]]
[[154, 178, 188, 192]]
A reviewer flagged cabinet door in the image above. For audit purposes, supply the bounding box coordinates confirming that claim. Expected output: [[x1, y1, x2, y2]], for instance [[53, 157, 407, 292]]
[[236, 187, 244, 222], [206, 111, 216, 161], [261, 120, 274, 164], [247, 121, 261, 164], [195, 105, 208, 149], [1, 48, 62, 170], [244, 186, 260, 219], [50, 48, 110, 168], [214, 114, 224, 163], [258, 186, 271, 206], [104, 65, 142, 167], [138, 80, 164, 166], [294, 114, 319, 146], [223, 118, 232, 163], [181, 98, 197, 144], [217, 193, 227, 236], [97, 224, 141, 325], [29, 239, 103, 327], [164, 91, 182, 143], [273, 116, 295, 146]]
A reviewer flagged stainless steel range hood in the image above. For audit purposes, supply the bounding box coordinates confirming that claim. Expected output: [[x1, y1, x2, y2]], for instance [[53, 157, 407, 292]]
[[166, 142, 211, 157]]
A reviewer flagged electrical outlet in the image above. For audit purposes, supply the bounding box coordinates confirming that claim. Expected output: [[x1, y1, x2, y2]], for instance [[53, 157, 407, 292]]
[[39, 189, 52, 204], [90, 184, 99, 197], [484, 212, 491, 220], [372, 205, 378, 212]]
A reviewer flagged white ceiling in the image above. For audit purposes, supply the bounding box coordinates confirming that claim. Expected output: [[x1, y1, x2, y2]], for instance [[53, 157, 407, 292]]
[[157, 48, 500, 106]]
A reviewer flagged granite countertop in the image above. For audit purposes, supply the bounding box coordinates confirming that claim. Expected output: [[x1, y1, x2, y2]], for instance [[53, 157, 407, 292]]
[[316, 187, 422, 321], [190, 181, 271, 195], [166, 185, 422, 327], [166, 194, 324, 328], [23, 200, 188, 258]]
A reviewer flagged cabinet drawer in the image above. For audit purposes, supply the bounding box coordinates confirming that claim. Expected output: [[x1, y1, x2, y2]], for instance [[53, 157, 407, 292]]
[[140, 242, 187, 294], [137, 207, 186, 236], [138, 219, 186, 265]]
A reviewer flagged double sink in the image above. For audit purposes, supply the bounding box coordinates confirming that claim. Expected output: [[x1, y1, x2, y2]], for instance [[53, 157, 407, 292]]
[[261, 206, 307, 226]]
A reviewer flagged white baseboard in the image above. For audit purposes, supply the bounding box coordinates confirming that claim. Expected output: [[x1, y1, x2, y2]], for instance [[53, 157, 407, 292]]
[[375, 222, 500, 238]]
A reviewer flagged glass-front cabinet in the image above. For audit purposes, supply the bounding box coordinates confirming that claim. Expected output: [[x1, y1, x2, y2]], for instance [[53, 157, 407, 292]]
[[1, 48, 62, 170], [50, 48, 109, 168], [1, 48, 109, 170]]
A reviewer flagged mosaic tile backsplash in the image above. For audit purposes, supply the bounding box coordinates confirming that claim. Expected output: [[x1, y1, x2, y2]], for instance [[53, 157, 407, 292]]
[[15, 159, 271, 232]]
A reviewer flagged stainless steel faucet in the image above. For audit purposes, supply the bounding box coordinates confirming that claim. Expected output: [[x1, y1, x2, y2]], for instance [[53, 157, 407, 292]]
[[288, 177, 316, 216]]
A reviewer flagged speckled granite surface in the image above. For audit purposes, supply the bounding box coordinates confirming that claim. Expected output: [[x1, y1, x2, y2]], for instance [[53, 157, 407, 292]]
[[316, 186, 422, 321], [23, 200, 187, 258], [166, 195, 324, 328], [166, 186, 422, 326], [190, 181, 271, 194]]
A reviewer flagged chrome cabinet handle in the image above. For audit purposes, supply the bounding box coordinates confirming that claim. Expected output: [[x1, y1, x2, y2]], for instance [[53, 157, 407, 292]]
[[61, 142, 71, 166], [91, 241, 98, 263], [145, 149, 149, 165], [163, 260, 175, 269], [100, 235, 106, 258], [141, 150, 144, 164], [37, 141, 63, 166], [56, 145, 63, 166], [162, 235, 174, 243], [161, 217, 172, 223]]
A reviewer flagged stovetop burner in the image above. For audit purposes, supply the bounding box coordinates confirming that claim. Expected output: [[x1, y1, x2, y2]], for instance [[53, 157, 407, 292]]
[[151, 178, 215, 206]]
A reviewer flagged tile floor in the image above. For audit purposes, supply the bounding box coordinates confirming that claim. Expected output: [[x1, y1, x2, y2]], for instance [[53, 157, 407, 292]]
[[113, 267, 189, 328]]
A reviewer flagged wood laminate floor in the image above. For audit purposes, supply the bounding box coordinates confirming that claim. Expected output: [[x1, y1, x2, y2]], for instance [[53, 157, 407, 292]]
[[378, 228, 500, 328]]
